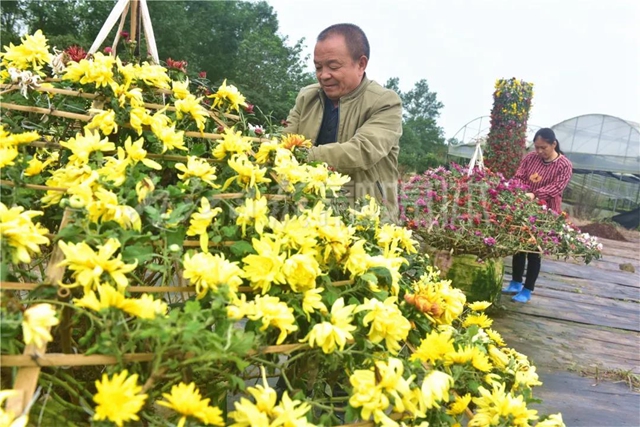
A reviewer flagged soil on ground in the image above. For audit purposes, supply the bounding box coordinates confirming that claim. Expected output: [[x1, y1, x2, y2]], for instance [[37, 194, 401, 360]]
[[578, 222, 628, 241]]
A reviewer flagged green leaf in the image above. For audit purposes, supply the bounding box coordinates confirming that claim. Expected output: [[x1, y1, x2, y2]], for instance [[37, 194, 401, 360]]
[[230, 240, 254, 257], [183, 300, 202, 315], [166, 226, 187, 248], [55, 224, 84, 243], [190, 142, 207, 157], [122, 243, 155, 264], [368, 266, 392, 287], [221, 225, 238, 238]]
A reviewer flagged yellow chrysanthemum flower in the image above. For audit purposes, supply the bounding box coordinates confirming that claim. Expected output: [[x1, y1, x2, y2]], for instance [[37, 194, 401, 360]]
[[172, 79, 191, 100], [249, 295, 298, 345], [0, 146, 19, 168], [463, 312, 494, 329], [133, 62, 171, 89], [234, 196, 269, 237], [282, 252, 321, 292], [487, 345, 510, 370], [514, 364, 542, 390], [357, 297, 411, 354], [445, 345, 475, 366], [186, 197, 222, 252], [0, 203, 50, 264], [270, 391, 315, 427], [120, 294, 168, 320], [301, 287, 327, 319], [471, 347, 494, 372], [212, 127, 252, 160], [135, 177, 155, 203], [447, 393, 471, 415], [0, 29, 51, 72], [155, 124, 187, 153], [85, 187, 142, 231], [97, 149, 130, 187], [469, 383, 538, 427], [224, 154, 271, 192], [175, 156, 220, 188], [63, 52, 116, 88], [175, 94, 208, 132], [349, 370, 389, 420], [22, 303, 59, 349], [536, 413, 566, 427], [376, 223, 418, 255], [410, 328, 455, 365], [157, 382, 224, 427], [254, 139, 279, 164], [242, 235, 286, 293], [272, 152, 309, 192], [302, 297, 356, 354], [73, 284, 126, 312], [0, 389, 29, 427], [182, 251, 244, 298], [85, 109, 119, 136], [486, 328, 506, 347], [93, 370, 148, 427], [60, 129, 115, 164], [124, 136, 162, 169], [209, 79, 247, 112], [420, 370, 453, 409], [468, 301, 492, 311], [42, 163, 97, 206], [57, 238, 137, 292]]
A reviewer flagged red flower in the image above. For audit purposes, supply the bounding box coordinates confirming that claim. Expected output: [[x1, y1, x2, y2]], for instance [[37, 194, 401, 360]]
[[104, 46, 113, 54], [198, 71, 207, 79], [244, 104, 254, 114], [120, 31, 129, 39], [64, 45, 87, 62], [165, 58, 188, 73]]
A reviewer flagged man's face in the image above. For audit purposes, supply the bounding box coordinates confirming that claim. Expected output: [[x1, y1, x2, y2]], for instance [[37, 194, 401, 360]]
[[314, 34, 367, 103]]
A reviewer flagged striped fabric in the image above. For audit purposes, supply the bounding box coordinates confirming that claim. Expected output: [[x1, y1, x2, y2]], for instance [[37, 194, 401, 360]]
[[512, 152, 573, 213]]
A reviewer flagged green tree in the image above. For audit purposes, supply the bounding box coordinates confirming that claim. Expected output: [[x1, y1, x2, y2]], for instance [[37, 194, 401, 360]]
[[385, 78, 446, 175]]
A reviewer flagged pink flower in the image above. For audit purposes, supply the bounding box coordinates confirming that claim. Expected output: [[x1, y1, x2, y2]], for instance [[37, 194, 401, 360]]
[[104, 46, 113, 54], [198, 71, 207, 79], [120, 31, 129, 39]]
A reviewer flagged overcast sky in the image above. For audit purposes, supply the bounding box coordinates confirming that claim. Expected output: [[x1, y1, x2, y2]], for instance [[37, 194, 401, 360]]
[[268, 0, 640, 141]]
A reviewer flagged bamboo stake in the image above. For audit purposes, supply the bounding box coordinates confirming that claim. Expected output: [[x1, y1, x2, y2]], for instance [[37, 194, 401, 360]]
[[0, 353, 154, 368], [3, 332, 51, 414], [0, 344, 308, 368], [0, 179, 68, 193], [0, 102, 91, 122]]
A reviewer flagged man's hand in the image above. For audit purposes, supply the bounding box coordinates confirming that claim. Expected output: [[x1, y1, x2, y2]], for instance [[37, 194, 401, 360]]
[[525, 192, 535, 200]]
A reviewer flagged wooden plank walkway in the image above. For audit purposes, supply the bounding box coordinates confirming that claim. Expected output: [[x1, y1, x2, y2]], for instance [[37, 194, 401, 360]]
[[492, 236, 640, 426]]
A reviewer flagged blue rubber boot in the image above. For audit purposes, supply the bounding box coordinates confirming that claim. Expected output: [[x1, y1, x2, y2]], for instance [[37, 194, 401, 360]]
[[512, 288, 532, 303], [502, 280, 523, 294]]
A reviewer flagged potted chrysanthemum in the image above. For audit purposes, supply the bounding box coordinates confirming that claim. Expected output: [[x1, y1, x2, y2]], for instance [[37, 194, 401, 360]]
[[399, 164, 602, 303]]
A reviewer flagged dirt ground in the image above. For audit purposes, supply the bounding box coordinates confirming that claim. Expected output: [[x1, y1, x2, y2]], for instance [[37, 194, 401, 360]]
[[571, 218, 639, 243]]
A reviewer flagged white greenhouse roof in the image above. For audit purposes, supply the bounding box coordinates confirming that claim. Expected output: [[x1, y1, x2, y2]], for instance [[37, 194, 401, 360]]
[[448, 114, 640, 174], [551, 114, 640, 174]]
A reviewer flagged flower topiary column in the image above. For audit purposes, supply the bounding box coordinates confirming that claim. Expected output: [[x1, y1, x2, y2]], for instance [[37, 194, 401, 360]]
[[484, 78, 534, 179]]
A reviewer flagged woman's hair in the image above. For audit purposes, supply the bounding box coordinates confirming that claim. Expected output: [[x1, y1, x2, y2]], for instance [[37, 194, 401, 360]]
[[533, 128, 563, 155]]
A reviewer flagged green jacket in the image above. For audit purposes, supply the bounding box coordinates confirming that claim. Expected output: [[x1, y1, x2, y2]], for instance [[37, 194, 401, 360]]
[[284, 76, 402, 219]]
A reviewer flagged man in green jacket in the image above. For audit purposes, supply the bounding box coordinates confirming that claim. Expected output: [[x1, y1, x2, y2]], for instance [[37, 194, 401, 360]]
[[284, 23, 403, 220]]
